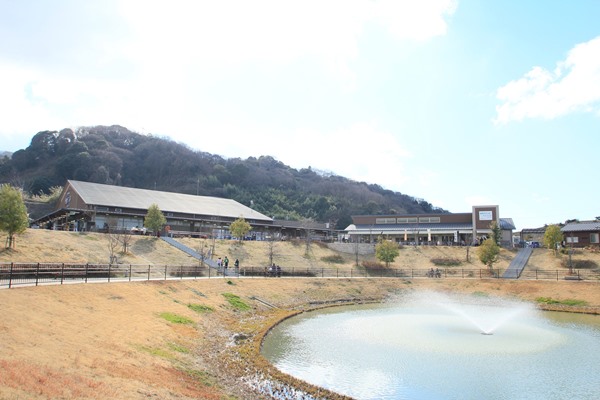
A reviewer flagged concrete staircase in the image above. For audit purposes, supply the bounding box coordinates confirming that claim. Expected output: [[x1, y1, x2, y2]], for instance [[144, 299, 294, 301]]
[[160, 236, 238, 276], [502, 247, 533, 279]]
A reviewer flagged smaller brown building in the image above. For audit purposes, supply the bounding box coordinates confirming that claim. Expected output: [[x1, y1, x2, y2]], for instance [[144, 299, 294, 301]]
[[561, 221, 600, 248]]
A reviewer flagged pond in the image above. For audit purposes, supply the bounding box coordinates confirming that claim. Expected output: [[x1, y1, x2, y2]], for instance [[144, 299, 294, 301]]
[[261, 292, 600, 400]]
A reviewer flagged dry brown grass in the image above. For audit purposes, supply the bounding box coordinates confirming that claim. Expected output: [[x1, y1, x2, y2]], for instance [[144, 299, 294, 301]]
[[1, 229, 600, 399], [5, 228, 599, 274]]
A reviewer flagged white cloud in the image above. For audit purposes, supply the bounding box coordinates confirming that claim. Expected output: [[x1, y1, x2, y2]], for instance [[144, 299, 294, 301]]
[[0, 64, 64, 139], [494, 36, 600, 124], [117, 0, 456, 88], [1, 0, 456, 153]]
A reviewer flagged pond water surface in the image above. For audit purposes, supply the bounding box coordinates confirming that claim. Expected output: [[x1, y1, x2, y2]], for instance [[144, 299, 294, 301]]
[[261, 293, 600, 400]]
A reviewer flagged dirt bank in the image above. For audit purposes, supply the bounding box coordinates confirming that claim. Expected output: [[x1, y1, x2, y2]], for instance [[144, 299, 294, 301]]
[[1, 277, 599, 399]]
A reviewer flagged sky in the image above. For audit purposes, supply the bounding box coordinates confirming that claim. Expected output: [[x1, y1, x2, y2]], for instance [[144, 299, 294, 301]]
[[1, 0, 599, 230]]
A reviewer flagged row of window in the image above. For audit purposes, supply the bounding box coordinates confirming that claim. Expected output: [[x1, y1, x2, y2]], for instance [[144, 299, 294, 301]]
[[565, 233, 599, 244], [375, 216, 442, 225]]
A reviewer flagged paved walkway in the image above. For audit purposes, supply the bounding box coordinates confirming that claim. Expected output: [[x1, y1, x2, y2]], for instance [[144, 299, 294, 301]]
[[502, 247, 533, 279]]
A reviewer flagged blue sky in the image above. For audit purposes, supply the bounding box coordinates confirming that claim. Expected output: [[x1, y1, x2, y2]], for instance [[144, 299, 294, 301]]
[[1, 0, 599, 230]]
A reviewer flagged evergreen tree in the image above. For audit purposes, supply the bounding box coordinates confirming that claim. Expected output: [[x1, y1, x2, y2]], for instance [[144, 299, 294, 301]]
[[490, 221, 502, 245], [0, 184, 29, 248], [144, 203, 166, 236]]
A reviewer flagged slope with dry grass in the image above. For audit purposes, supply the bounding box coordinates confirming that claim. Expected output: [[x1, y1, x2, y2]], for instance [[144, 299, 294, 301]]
[[2, 230, 600, 399], [3, 229, 600, 278], [1, 277, 599, 400]]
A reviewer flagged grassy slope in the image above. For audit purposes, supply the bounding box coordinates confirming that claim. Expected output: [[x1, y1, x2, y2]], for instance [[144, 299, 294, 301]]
[[1, 230, 600, 399], [3, 228, 598, 274]]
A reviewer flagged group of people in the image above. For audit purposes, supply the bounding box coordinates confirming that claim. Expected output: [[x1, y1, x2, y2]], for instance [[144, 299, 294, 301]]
[[217, 256, 240, 269], [427, 268, 442, 278], [266, 263, 282, 277]]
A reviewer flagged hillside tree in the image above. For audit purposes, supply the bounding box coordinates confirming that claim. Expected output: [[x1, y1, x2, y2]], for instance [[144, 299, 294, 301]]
[[543, 224, 563, 256], [477, 238, 500, 272], [490, 221, 502, 245], [229, 216, 251, 240], [267, 236, 278, 267], [375, 236, 400, 267], [0, 184, 29, 248], [144, 203, 166, 236]]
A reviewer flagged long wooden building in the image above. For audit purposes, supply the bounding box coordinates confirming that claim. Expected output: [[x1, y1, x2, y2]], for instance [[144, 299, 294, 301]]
[[34, 180, 332, 240]]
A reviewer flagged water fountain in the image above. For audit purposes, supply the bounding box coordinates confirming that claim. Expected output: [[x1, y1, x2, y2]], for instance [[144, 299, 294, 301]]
[[261, 291, 600, 400]]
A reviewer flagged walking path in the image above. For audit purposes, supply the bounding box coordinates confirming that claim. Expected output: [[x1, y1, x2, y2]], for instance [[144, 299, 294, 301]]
[[502, 247, 533, 279]]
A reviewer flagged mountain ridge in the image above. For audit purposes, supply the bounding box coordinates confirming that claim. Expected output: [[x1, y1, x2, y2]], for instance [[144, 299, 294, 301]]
[[0, 125, 445, 228]]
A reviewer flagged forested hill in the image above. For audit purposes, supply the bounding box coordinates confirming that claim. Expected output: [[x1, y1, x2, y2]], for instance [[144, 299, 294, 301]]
[[0, 125, 445, 229]]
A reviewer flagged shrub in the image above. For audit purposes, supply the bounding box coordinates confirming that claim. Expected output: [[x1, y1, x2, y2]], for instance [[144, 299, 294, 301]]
[[361, 260, 385, 269], [431, 257, 462, 267], [321, 255, 345, 264], [560, 259, 598, 269]]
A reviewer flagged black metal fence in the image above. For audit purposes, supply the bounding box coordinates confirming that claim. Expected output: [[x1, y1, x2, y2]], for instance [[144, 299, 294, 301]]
[[1, 262, 598, 289], [0, 263, 212, 288]]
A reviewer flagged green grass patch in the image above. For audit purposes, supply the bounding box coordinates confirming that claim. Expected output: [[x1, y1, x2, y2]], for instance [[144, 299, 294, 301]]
[[222, 293, 251, 311], [187, 303, 214, 313], [536, 297, 588, 306], [158, 312, 194, 324], [471, 291, 489, 297], [135, 344, 175, 359], [167, 342, 189, 353]]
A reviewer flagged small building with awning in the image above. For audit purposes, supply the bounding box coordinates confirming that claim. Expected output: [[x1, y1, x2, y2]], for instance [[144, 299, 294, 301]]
[[561, 221, 600, 248], [345, 205, 515, 247]]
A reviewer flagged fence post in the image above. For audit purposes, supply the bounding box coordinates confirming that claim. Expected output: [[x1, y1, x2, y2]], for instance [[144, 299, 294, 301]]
[[164, 265, 167, 281], [61, 263, 65, 284], [108, 263, 112, 282], [556, 270, 559, 281], [9, 262, 14, 288], [147, 265, 151, 281], [129, 264, 132, 282], [85, 263, 89, 283], [35, 263, 40, 286], [535, 269, 538, 280]]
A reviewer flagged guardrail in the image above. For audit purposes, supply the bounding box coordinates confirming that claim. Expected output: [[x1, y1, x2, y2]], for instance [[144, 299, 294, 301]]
[[1, 263, 597, 289]]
